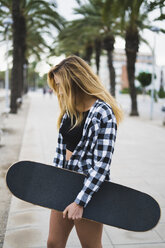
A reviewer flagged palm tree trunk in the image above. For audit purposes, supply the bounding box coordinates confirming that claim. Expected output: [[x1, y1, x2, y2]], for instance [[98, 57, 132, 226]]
[[83, 43, 93, 65], [107, 50, 116, 97], [94, 38, 102, 75], [103, 35, 116, 97], [20, 14, 27, 95], [125, 29, 139, 116], [10, 0, 22, 113]]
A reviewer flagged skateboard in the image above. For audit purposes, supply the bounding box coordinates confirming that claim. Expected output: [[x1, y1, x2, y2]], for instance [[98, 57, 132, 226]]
[[6, 160, 161, 232]]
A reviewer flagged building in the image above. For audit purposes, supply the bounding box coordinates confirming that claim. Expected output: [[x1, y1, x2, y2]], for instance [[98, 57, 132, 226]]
[[92, 48, 165, 93]]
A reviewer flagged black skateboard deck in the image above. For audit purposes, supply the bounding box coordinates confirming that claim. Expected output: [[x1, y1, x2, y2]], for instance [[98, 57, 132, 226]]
[[6, 160, 161, 232]]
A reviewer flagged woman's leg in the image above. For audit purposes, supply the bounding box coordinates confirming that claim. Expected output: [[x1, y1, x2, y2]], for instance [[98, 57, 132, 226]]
[[47, 209, 74, 248], [74, 218, 103, 248]]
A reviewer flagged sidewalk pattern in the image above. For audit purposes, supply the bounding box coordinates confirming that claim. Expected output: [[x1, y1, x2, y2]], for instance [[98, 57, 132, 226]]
[[3, 92, 165, 248]]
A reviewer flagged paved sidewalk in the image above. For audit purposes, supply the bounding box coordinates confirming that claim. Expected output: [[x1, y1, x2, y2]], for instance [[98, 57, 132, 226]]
[[3, 92, 165, 248], [0, 95, 30, 247]]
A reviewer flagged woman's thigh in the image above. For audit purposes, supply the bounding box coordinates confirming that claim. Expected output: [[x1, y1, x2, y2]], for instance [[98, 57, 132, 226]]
[[47, 209, 74, 248], [74, 218, 103, 248]]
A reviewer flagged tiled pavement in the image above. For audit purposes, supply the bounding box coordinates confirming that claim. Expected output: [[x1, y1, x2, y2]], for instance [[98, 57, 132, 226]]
[[3, 92, 165, 248]]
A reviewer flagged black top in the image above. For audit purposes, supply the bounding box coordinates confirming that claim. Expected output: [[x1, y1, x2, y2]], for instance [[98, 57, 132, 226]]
[[60, 110, 90, 152]]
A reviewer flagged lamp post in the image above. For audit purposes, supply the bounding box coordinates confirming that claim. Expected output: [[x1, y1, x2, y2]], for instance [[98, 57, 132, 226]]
[[3, 18, 13, 112], [150, 26, 160, 120]]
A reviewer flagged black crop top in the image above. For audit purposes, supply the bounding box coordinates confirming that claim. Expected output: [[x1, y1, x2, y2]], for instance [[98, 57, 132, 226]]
[[60, 110, 90, 152]]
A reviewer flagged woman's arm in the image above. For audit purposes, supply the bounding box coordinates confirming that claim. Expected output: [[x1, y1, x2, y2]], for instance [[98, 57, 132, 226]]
[[74, 114, 117, 208]]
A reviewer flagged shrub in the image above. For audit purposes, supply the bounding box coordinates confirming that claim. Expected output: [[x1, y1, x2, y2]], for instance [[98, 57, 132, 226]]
[[158, 88, 165, 98], [120, 88, 129, 94]]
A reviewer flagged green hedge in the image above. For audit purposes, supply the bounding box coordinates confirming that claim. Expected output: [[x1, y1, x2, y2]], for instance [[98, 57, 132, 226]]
[[120, 87, 142, 94], [158, 88, 165, 98]]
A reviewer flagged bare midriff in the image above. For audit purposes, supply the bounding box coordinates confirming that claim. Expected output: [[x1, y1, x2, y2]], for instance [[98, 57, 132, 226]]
[[66, 149, 73, 161]]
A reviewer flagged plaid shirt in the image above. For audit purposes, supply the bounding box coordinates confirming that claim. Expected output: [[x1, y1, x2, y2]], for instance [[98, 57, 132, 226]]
[[53, 99, 117, 208]]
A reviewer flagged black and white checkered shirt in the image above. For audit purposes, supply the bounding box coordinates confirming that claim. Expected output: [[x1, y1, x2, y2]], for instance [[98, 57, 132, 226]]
[[53, 99, 117, 207]]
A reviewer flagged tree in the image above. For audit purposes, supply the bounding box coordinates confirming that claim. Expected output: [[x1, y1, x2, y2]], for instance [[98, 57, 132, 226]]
[[17, 0, 64, 98], [113, 0, 146, 115], [56, 19, 95, 64], [10, 0, 22, 113], [136, 72, 152, 98], [137, 72, 152, 87], [73, 0, 120, 97], [0, 0, 65, 113], [110, 0, 165, 115], [148, 0, 165, 21]]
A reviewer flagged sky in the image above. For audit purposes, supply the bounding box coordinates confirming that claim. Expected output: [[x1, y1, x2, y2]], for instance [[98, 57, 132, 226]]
[[0, 0, 165, 76]]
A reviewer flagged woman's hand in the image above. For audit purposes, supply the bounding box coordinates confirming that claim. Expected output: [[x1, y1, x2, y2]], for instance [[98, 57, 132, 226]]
[[63, 202, 83, 220]]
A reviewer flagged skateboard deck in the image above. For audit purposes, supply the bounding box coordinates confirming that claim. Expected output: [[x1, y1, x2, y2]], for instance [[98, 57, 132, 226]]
[[6, 160, 160, 232]]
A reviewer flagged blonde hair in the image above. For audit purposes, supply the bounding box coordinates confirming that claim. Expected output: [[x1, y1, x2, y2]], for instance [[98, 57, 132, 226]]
[[47, 55, 124, 131]]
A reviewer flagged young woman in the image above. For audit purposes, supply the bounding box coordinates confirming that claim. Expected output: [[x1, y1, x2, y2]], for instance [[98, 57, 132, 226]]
[[47, 55, 124, 248]]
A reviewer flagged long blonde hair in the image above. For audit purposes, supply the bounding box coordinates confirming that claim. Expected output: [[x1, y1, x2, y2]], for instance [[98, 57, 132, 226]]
[[47, 55, 124, 131]]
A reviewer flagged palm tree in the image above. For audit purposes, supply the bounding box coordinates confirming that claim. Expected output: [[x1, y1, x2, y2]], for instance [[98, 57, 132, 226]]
[[104, 0, 165, 115], [56, 19, 97, 65], [148, 0, 165, 21], [73, 0, 120, 97], [18, 0, 64, 97], [108, 0, 148, 115], [103, 0, 141, 115], [94, 37, 102, 75], [53, 0, 119, 97], [123, 0, 146, 116], [10, 0, 22, 113], [0, 0, 65, 113], [122, 0, 164, 116], [102, 34, 116, 97]]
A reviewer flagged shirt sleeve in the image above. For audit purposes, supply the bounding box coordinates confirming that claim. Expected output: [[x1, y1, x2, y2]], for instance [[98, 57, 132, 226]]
[[53, 112, 67, 168], [74, 114, 117, 208], [53, 131, 66, 168]]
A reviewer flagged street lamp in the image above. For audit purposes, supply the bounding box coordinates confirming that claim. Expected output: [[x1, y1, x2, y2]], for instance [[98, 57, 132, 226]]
[[3, 17, 13, 112], [150, 26, 160, 120]]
